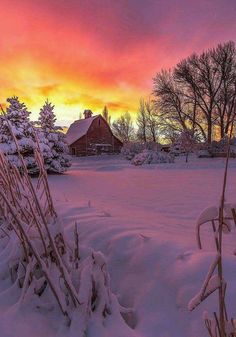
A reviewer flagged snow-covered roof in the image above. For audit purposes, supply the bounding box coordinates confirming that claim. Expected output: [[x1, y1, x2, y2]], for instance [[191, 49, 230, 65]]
[[66, 116, 98, 145]]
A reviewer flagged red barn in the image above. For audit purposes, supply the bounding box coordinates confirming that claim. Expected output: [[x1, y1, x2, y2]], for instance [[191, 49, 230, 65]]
[[66, 110, 123, 156]]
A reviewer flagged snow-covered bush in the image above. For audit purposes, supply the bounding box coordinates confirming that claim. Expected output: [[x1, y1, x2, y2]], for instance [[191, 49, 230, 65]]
[[197, 149, 212, 158], [171, 129, 197, 162], [208, 137, 236, 157], [38, 100, 71, 173], [121, 142, 145, 160], [0, 135, 131, 335], [131, 149, 174, 166], [121, 141, 160, 160], [197, 137, 236, 158], [0, 96, 38, 174], [210, 138, 228, 154]]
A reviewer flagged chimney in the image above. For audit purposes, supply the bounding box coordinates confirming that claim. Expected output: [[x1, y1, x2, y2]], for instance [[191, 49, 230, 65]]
[[83, 109, 93, 119]]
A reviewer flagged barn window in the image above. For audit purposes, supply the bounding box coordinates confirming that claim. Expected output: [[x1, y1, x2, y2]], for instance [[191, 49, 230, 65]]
[[72, 148, 76, 155], [98, 119, 101, 126]]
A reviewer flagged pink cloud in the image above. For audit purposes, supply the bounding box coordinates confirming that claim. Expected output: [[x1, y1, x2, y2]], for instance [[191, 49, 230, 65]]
[[0, 0, 235, 120]]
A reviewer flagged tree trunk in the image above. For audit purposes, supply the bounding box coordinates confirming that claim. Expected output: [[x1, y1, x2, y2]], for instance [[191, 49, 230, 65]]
[[152, 130, 156, 142], [143, 130, 147, 143], [207, 118, 212, 143], [220, 116, 225, 139], [186, 152, 189, 163], [220, 124, 224, 139]]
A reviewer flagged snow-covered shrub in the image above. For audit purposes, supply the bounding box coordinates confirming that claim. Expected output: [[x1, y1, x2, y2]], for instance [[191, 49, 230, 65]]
[[207, 137, 236, 158], [170, 143, 183, 156], [197, 137, 236, 158], [131, 149, 174, 166], [0, 135, 131, 334], [121, 142, 145, 160], [38, 100, 71, 173], [131, 150, 152, 165], [121, 141, 161, 160], [210, 138, 228, 154], [171, 129, 198, 162], [197, 149, 212, 158]]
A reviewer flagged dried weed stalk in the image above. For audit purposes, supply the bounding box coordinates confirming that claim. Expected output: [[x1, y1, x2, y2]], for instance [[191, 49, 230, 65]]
[[189, 117, 236, 337], [0, 110, 127, 332]]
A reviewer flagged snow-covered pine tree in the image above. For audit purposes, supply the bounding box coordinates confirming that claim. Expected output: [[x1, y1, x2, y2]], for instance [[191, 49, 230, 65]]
[[38, 100, 71, 173], [38, 99, 56, 131], [0, 96, 38, 174]]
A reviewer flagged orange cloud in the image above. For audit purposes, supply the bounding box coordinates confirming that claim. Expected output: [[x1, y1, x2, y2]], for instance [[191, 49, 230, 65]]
[[36, 84, 59, 97], [0, 0, 235, 125]]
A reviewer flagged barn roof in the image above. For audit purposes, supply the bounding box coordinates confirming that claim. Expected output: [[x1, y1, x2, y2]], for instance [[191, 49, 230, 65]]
[[66, 115, 98, 145]]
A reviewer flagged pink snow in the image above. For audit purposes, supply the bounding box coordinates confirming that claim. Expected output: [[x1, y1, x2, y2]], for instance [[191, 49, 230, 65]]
[[1, 155, 236, 337]]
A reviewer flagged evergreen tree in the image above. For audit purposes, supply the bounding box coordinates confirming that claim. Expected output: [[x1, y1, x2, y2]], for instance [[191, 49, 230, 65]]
[[38, 100, 71, 173], [0, 96, 38, 174], [102, 105, 109, 124], [39, 99, 56, 131]]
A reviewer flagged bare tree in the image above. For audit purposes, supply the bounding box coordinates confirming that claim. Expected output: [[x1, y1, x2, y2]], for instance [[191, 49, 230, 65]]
[[137, 98, 148, 142], [112, 112, 134, 142], [153, 41, 236, 144], [145, 98, 159, 142], [153, 70, 188, 132], [174, 41, 236, 143], [213, 42, 236, 138], [136, 98, 159, 143], [153, 70, 205, 142]]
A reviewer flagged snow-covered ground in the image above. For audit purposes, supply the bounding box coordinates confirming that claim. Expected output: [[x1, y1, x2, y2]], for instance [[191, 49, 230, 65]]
[[51, 155, 236, 251], [2, 155, 236, 337]]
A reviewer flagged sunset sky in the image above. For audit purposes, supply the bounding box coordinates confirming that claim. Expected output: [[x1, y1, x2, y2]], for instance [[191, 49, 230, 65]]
[[1, 0, 236, 125]]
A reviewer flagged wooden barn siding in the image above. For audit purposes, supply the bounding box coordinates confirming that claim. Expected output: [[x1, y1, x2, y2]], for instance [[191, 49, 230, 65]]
[[69, 135, 87, 156], [69, 116, 122, 156], [113, 136, 123, 149]]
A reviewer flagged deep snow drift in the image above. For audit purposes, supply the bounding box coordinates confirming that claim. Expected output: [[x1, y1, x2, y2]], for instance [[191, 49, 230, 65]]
[[1, 155, 236, 337]]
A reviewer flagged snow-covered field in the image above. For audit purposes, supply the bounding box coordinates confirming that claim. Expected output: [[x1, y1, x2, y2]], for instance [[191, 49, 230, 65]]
[[2, 155, 236, 337]]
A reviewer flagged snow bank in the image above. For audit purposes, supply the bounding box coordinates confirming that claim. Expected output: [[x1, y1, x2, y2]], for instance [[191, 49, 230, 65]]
[[2, 155, 236, 337]]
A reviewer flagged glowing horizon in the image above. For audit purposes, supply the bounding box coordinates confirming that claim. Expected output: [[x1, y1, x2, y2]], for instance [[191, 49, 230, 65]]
[[1, 0, 235, 126]]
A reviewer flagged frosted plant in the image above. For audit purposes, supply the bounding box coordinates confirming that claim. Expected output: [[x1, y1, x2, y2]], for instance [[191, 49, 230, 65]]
[[121, 142, 146, 160], [171, 129, 197, 162], [0, 121, 131, 334], [188, 120, 236, 337], [121, 141, 162, 161], [131, 149, 174, 165]]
